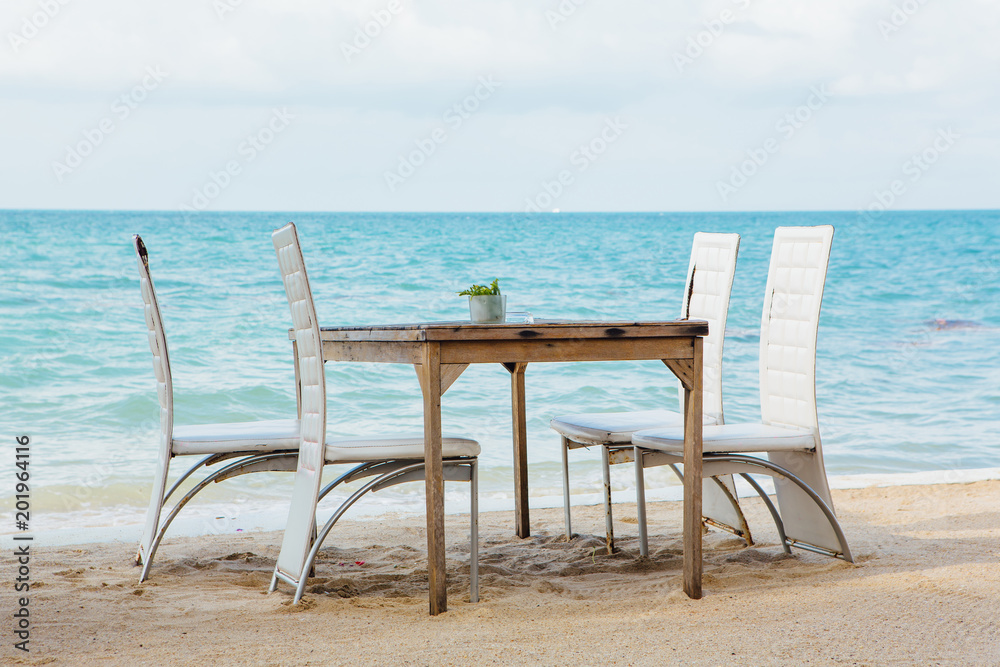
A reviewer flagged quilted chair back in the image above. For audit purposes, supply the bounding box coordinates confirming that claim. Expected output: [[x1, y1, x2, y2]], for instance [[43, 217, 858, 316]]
[[272, 222, 328, 580], [759, 225, 839, 549], [681, 232, 740, 424], [758, 225, 833, 432], [133, 235, 176, 559]]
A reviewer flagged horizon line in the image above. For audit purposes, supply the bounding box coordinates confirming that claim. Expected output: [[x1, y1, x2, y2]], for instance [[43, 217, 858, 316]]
[[2, 207, 999, 215]]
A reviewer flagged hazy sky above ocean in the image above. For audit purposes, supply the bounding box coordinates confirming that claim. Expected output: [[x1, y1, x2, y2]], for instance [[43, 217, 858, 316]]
[[1, 0, 998, 212]]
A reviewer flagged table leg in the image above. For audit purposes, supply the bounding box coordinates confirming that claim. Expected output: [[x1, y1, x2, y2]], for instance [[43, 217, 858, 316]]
[[419, 342, 447, 615], [503, 362, 530, 538], [683, 338, 704, 599]]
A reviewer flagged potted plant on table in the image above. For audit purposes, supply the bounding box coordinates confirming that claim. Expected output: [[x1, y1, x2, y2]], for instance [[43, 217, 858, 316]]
[[458, 278, 506, 323]]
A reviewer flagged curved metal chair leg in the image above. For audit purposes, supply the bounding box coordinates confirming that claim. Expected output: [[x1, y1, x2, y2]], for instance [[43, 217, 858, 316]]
[[293, 463, 426, 604], [311, 462, 383, 573], [135, 454, 239, 568], [290, 459, 480, 605], [711, 454, 853, 562], [138, 454, 231, 565], [706, 476, 753, 546], [738, 473, 791, 554], [162, 454, 225, 506], [667, 463, 752, 545], [278, 461, 387, 576], [140, 452, 294, 582], [317, 462, 384, 503]]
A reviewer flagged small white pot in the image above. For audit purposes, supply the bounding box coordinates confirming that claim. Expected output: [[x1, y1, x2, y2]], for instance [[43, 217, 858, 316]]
[[468, 295, 506, 323]]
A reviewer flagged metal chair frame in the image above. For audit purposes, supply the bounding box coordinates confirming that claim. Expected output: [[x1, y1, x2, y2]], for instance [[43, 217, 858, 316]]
[[133, 234, 301, 582], [270, 457, 479, 604], [140, 451, 297, 581], [631, 225, 853, 563], [555, 232, 747, 553], [267, 222, 479, 604], [633, 447, 852, 561]]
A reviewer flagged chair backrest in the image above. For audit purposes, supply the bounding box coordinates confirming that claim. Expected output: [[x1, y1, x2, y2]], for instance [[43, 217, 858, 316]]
[[272, 222, 328, 579], [758, 225, 834, 432], [759, 225, 842, 552], [680, 232, 741, 423], [273, 223, 326, 455], [134, 235, 179, 559], [133, 235, 174, 445]]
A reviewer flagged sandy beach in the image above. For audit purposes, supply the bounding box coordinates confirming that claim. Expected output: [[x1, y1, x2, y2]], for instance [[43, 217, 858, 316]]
[[6, 479, 999, 666]]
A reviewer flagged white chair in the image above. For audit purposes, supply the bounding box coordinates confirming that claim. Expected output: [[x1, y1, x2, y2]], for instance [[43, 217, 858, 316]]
[[632, 225, 853, 562], [549, 232, 747, 553], [133, 235, 301, 582], [267, 222, 480, 604]]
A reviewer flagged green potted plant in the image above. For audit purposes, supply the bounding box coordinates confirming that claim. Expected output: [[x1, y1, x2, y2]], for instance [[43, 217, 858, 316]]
[[458, 278, 506, 323]]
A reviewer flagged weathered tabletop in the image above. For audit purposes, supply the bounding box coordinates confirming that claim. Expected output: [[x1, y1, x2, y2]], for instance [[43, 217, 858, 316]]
[[297, 320, 707, 614]]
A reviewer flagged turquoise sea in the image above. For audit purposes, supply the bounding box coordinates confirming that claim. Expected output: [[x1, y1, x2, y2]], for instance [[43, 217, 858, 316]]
[[2, 210, 999, 540]]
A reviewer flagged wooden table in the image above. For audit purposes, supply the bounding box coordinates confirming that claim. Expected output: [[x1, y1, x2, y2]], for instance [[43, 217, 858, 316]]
[[309, 320, 707, 614]]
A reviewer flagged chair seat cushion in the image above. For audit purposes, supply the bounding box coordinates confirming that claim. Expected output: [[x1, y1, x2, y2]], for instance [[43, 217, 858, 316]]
[[172, 419, 301, 455], [325, 435, 481, 463], [550, 409, 717, 445], [632, 422, 816, 453], [172, 420, 481, 461]]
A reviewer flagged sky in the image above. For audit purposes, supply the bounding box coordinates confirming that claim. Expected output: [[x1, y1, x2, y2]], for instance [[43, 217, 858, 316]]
[[1, 0, 997, 213]]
